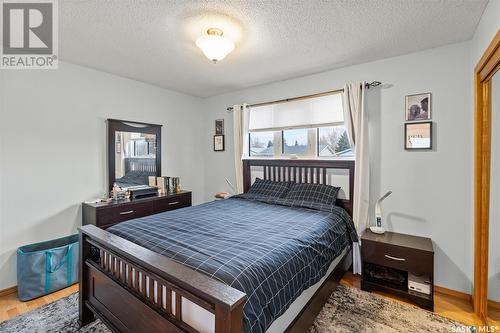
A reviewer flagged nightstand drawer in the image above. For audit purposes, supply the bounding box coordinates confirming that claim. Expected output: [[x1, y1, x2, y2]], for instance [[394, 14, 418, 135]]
[[362, 241, 433, 275], [152, 193, 191, 213]]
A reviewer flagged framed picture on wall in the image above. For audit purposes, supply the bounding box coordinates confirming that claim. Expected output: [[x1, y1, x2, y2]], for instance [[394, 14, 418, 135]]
[[215, 119, 224, 135], [405, 93, 431, 121], [405, 122, 432, 150], [214, 135, 225, 151]]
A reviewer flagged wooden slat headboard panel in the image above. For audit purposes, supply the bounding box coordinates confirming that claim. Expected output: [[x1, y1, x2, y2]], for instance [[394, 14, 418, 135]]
[[124, 157, 157, 174], [242, 159, 355, 217]]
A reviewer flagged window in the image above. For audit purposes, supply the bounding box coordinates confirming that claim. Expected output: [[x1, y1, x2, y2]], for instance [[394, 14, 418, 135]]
[[249, 131, 275, 156], [247, 92, 353, 159], [283, 128, 309, 155], [318, 126, 353, 157]]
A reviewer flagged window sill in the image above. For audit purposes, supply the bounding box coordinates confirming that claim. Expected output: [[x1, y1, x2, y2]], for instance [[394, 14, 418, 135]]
[[244, 156, 355, 161]]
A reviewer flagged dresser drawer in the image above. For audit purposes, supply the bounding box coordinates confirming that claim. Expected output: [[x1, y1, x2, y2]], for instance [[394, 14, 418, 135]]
[[152, 193, 191, 214], [83, 191, 193, 229], [362, 240, 433, 275], [96, 202, 153, 228]]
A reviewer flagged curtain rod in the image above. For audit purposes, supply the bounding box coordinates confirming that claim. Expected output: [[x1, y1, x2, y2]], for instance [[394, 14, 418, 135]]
[[226, 81, 381, 112]]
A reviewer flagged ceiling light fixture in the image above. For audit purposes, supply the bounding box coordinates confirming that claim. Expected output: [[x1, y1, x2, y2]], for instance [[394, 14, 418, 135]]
[[195, 28, 235, 64]]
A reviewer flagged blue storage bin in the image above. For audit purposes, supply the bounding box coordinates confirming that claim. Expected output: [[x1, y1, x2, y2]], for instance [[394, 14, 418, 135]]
[[17, 234, 78, 301]]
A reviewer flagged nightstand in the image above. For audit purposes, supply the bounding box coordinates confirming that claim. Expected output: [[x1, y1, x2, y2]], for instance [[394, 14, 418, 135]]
[[361, 229, 434, 311]]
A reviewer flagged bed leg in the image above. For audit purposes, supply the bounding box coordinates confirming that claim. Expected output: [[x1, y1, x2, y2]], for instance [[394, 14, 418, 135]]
[[78, 231, 95, 327], [215, 302, 245, 333]]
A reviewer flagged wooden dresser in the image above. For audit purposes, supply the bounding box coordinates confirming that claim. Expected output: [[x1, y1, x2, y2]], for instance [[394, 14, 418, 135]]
[[361, 229, 434, 311], [82, 191, 192, 229]]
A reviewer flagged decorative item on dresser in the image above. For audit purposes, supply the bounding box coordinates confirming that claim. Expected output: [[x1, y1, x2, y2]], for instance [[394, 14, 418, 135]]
[[361, 229, 434, 311], [82, 191, 192, 229]]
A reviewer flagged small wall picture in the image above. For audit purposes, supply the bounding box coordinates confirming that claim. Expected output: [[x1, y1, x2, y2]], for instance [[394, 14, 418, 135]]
[[214, 135, 225, 151], [405, 93, 431, 121], [215, 119, 224, 135], [405, 122, 432, 150]]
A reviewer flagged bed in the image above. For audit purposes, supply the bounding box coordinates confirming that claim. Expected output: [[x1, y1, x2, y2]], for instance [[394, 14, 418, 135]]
[[79, 159, 356, 333], [114, 157, 157, 188]]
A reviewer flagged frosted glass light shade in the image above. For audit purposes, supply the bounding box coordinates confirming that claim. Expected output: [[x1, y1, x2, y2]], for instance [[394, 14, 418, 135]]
[[196, 32, 235, 63]]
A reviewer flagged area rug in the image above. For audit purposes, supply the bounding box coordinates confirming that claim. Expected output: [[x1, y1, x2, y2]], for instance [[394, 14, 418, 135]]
[[308, 285, 465, 333], [0, 285, 465, 333]]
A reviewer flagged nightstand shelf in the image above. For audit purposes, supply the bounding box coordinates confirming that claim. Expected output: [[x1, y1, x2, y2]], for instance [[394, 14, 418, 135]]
[[361, 229, 434, 311]]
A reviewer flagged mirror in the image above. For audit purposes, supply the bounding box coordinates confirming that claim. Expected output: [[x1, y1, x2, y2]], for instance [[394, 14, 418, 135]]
[[108, 119, 162, 191]]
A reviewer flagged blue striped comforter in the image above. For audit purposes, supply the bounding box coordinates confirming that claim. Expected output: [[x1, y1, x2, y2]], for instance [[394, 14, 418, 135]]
[[108, 196, 356, 333]]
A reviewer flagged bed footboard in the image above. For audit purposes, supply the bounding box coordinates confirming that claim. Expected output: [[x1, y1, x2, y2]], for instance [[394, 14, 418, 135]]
[[79, 225, 247, 333]]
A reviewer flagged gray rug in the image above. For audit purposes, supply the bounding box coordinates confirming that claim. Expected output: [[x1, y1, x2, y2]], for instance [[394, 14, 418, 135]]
[[308, 285, 465, 333], [0, 286, 465, 333], [0, 293, 108, 333]]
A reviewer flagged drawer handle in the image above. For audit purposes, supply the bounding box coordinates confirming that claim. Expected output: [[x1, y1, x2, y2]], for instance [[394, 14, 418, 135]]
[[119, 210, 134, 215], [168, 201, 180, 205], [384, 254, 406, 261]]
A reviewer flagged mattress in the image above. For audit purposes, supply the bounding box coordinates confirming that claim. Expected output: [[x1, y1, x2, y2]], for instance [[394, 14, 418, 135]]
[[108, 196, 356, 333]]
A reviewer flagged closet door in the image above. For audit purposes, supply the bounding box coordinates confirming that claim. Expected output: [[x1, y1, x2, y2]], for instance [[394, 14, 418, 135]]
[[488, 71, 500, 326]]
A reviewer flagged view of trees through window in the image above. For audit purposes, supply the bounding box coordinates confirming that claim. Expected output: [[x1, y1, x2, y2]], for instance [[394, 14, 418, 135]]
[[318, 126, 353, 157], [249, 126, 353, 158], [249, 132, 274, 156]]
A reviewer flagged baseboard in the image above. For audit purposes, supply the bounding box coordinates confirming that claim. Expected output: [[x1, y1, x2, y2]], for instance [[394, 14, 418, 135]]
[[0, 286, 17, 297], [434, 285, 500, 311], [434, 285, 472, 302], [489, 299, 500, 311]]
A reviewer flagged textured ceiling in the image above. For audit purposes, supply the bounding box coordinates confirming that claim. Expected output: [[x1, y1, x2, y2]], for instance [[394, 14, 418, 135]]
[[60, 0, 488, 97]]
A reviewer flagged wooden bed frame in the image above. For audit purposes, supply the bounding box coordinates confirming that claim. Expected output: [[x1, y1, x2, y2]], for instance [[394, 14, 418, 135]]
[[79, 159, 354, 333]]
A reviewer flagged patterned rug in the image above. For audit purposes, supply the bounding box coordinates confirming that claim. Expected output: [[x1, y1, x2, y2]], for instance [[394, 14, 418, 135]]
[[308, 285, 465, 333], [0, 285, 465, 333]]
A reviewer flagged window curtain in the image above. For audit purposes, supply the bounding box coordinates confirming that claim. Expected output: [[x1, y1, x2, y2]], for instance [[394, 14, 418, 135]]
[[342, 82, 369, 275], [232, 104, 250, 193]]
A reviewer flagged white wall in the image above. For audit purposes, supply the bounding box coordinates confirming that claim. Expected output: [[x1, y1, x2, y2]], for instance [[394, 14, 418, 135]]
[[202, 42, 473, 293], [0, 62, 204, 290], [470, 0, 500, 66], [0, 70, 5, 290]]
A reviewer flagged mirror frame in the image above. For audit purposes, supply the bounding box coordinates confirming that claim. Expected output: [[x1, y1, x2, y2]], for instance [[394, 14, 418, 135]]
[[474, 30, 500, 324], [107, 118, 162, 191]]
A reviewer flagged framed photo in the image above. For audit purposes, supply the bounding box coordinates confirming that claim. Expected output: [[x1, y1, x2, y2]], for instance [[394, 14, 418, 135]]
[[214, 135, 225, 151], [215, 119, 224, 135], [405, 122, 432, 150], [405, 93, 431, 121]]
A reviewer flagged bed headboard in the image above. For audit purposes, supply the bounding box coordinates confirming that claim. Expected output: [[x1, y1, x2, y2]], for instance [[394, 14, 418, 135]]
[[242, 159, 355, 217], [124, 157, 157, 174]]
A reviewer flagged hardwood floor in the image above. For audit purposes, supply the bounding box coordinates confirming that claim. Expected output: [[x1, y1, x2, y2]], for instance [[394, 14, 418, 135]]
[[0, 273, 488, 328], [0, 284, 78, 323], [488, 308, 500, 326]]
